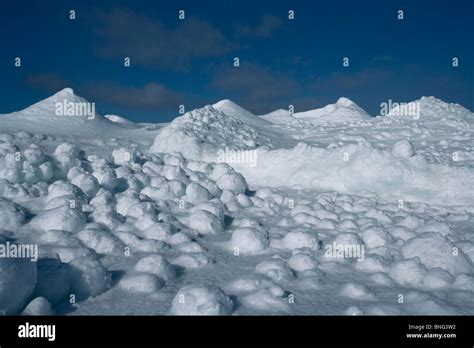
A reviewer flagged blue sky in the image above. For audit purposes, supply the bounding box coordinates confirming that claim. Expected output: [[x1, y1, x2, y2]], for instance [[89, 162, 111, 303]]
[[0, 0, 472, 122]]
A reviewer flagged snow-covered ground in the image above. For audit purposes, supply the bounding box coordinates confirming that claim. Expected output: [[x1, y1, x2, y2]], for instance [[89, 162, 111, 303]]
[[1, 88, 473, 315]]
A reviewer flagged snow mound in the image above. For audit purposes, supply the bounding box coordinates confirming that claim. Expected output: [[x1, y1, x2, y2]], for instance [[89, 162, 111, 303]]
[[0, 88, 132, 136], [133, 254, 176, 282], [233, 142, 474, 206], [240, 289, 291, 313], [118, 272, 165, 293], [288, 253, 319, 272], [401, 233, 473, 276], [67, 257, 111, 299], [21, 297, 53, 315], [339, 282, 375, 300], [386, 96, 473, 120], [259, 109, 299, 125], [29, 206, 86, 233], [223, 274, 285, 297], [104, 114, 141, 129], [149, 105, 272, 159], [0, 199, 26, 232], [170, 285, 233, 315], [231, 227, 269, 253], [293, 97, 371, 123], [213, 99, 270, 127]]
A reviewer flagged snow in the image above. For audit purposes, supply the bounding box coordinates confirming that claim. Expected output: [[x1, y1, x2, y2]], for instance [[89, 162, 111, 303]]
[[170, 285, 233, 315], [34, 256, 70, 304], [118, 272, 165, 293], [29, 206, 86, 233], [133, 254, 176, 282], [401, 233, 473, 276], [213, 99, 270, 127], [67, 257, 111, 299], [215, 171, 248, 194], [185, 182, 212, 204], [360, 226, 393, 249], [271, 230, 319, 251], [240, 289, 291, 314], [184, 210, 224, 235], [293, 97, 370, 123], [105, 114, 141, 129], [339, 282, 375, 300], [288, 253, 319, 272], [1, 88, 474, 315], [0, 198, 25, 232], [0, 245, 37, 314], [21, 297, 53, 315], [255, 258, 295, 283], [231, 227, 269, 253], [391, 139, 415, 158], [75, 227, 125, 255]]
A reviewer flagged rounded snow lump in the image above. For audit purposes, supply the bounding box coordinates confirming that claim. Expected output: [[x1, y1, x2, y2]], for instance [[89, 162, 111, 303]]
[[216, 172, 248, 194], [288, 253, 318, 272], [0, 198, 25, 232], [133, 254, 176, 282], [401, 233, 473, 276], [71, 173, 99, 198], [0, 250, 37, 314], [170, 285, 233, 315], [231, 227, 268, 253], [21, 297, 53, 315], [186, 182, 212, 204], [118, 272, 165, 293], [67, 257, 110, 299], [391, 139, 415, 158], [187, 210, 224, 235]]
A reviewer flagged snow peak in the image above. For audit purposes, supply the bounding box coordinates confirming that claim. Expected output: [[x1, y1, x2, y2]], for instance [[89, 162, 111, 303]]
[[18, 322, 56, 341]]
